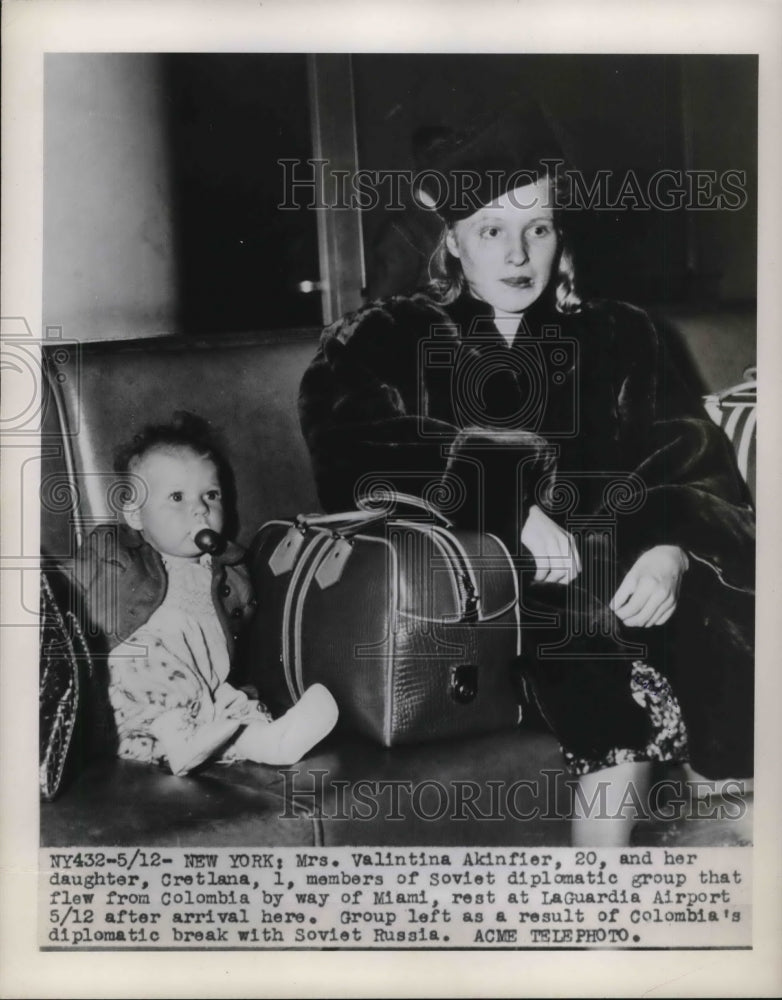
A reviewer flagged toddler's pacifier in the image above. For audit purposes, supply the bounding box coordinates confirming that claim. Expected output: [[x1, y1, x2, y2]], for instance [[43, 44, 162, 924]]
[[194, 528, 224, 555]]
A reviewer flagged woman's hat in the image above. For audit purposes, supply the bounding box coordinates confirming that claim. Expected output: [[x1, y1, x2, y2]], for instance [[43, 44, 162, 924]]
[[414, 99, 566, 222]]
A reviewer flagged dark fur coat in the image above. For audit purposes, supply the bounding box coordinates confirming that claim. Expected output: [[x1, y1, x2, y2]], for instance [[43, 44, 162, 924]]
[[299, 292, 755, 777]]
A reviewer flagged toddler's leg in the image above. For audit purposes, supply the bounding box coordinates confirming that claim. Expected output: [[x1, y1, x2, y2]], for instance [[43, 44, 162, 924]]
[[571, 761, 652, 847], [231, 684, 339, 765], [148, 711, 242, 776]]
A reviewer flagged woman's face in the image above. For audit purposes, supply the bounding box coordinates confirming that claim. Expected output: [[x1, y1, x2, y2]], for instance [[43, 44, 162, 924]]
[[445, 176, 558, 313]]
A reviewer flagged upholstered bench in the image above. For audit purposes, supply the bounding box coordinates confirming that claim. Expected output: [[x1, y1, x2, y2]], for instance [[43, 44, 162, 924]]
[[39, 306, 755, 847]]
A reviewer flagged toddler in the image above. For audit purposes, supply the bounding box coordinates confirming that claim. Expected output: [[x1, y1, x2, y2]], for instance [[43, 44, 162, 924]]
[[76, 412, 338, 775]]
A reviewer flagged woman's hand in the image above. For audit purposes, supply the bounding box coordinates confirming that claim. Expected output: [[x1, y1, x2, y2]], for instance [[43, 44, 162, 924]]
[[521, 504, 581, 585], [610, 545, 689, 627]]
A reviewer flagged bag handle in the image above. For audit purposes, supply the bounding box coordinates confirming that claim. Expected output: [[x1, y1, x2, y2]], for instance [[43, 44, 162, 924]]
[[294, 510, 383, 530], [294, 491, 453, 536], [356, 489, 454, 529]]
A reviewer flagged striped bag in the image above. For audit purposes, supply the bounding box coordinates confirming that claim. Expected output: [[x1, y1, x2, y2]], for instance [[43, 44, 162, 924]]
[[703, 365, 757, 498]]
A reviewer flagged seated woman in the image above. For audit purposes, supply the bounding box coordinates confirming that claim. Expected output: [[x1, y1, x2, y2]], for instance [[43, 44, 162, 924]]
[[298, 101, 755, 845]]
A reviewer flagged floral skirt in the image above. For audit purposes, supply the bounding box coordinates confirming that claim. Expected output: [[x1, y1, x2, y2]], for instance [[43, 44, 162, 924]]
[[518, 550, 753, 780], [560, 660, 688, 776]]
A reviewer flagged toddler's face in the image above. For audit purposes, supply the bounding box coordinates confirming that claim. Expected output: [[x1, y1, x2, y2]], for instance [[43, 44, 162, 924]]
[[124, 446, 224, 558]]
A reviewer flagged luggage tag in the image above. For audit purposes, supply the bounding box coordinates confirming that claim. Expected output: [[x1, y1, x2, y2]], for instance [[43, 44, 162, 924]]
[[314, 536, 353, 589], [268, 526, 307, 576], [269, 512, 378, 579]]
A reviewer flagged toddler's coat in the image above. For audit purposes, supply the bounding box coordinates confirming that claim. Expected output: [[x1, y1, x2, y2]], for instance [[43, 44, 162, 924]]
[[74, 522, 255, 654]]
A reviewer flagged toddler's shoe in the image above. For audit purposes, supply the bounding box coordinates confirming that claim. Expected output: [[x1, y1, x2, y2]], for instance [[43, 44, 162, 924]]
[[149, 712, 243, 776], [233, 684, 339, 765]]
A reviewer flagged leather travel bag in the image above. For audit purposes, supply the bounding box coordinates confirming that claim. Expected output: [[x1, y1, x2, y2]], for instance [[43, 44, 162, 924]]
[[241, 494, 522, 747]]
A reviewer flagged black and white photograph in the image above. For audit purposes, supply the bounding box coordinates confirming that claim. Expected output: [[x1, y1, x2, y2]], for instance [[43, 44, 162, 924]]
[[2, 0, 781, 996]]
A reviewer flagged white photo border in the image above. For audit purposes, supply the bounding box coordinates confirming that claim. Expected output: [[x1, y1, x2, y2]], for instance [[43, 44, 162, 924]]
[[2, 0, 781, 996]]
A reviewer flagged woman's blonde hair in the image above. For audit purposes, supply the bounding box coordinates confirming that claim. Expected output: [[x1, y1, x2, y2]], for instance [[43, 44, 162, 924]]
[[426, 173, 582, 315]]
